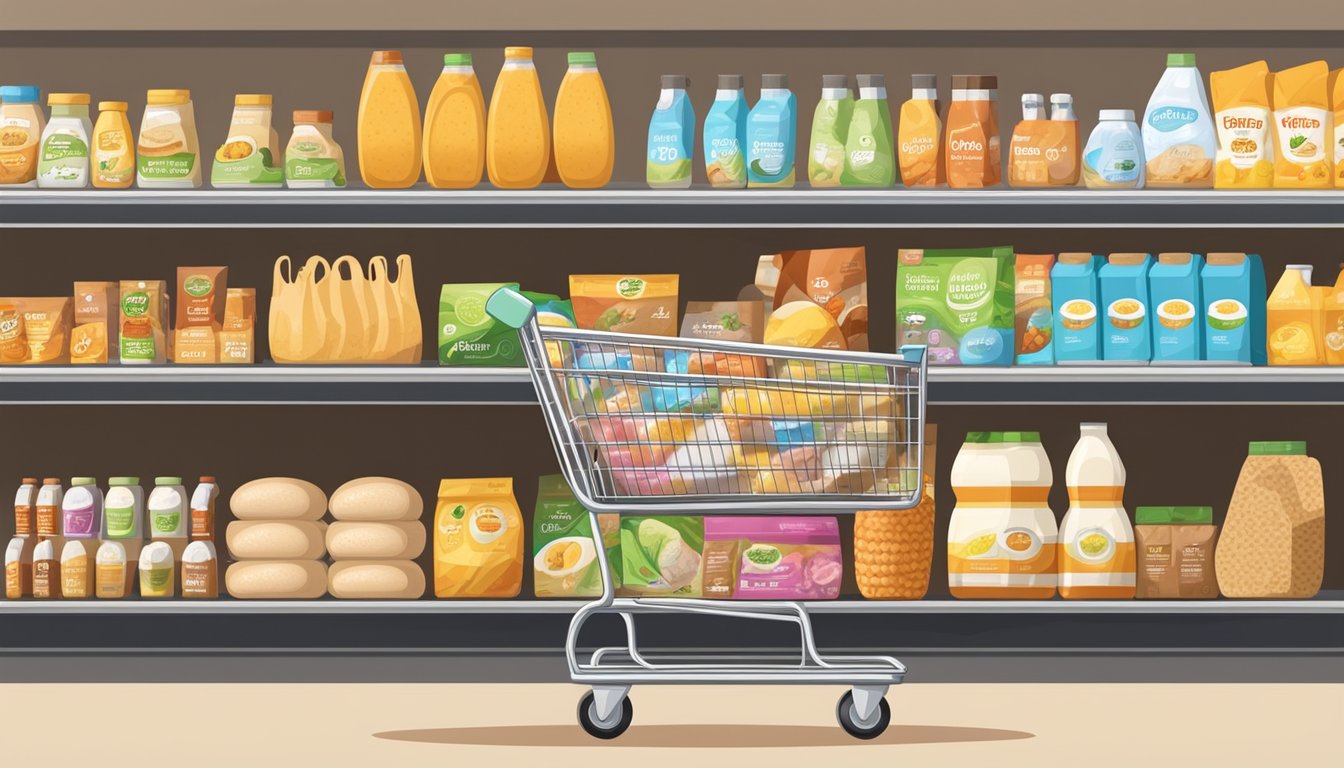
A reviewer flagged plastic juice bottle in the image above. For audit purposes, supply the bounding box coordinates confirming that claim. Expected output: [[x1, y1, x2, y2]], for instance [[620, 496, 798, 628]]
[[747, 74, 797, 188], [423, 53, 485, 189], [38, 93, 92, 188], [704, 74, 748, 189], [1059, 423, 1136, 599], [1142, 53, 1216, 189], [14, 477, 37, 537], [0, 85, 45, 187], [1322, 265, 1344, 364], [189, 476, 218, 541], [486, 46, 550, 189], [35, 477, 62, 539], [92, 101, 134, 189], [842, 74, 896, 187], [646, 75, 695, 188], [357, 50, 423, 189], [1082, 110, 1145, 188], [898, 74, 942, 187], [552, 52, 614, 189], [1010, 93, 1080, 187], [807, 74, 852, 188], [137, 89, 202, 189], [1267, 264, 1325, 365], [946, 75, 1000, 188]]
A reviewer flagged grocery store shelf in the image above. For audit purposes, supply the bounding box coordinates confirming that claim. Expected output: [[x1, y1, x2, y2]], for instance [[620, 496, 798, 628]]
[[4, 189, 1344, 229], [6, 364, 1344, 405]]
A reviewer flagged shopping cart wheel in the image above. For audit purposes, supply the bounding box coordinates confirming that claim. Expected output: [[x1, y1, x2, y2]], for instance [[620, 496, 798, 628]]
[[836, 690, 891, 740], [578, 689, 633, 739]]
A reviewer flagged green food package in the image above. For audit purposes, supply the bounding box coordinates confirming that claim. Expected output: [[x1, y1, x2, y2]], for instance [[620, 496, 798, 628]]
[[532, 475, 620, 597], [438, 283, 522, 366], [896, 246, 1015, 365], [617, 516, 704, 597]]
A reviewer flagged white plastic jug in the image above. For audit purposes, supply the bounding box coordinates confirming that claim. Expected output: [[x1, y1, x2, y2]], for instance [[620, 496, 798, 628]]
[[1142, 53, 1216, 188]]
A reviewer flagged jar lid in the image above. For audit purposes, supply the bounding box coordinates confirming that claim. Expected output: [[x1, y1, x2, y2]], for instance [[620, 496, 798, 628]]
[[71, 477, 97, 486], [235, 94, 272, 107], [147, 89, 191, 105], [444, 53, 473, 66], [48, 93, 91, 106], [504, 46, 533, 60], [0, 85, 40, 103], [154, 476, 183, 485], [1136, 506, 1213, 525], [965, 431, 1041, 444], [98, 101, 129, 112], [371, 50, 403, 65], [293, 109, 333, 124], [1249, 440, 1306, 456], [1099, 109, 1135, 122], [567, 51, 596, 67], [109, 476, 140, 486]]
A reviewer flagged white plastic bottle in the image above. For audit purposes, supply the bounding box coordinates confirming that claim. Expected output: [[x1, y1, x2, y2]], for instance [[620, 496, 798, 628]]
[[147, 476, 187, 539], [1058, 423, 1136, 599], [37, 93, 92, 188], [189, 476, 218, 541], [13, 477, 37, 538], [35, 477, 63, 539], [1142, 53, 1216, 189], [1083, 110, 1145, 189], [102, 477, 144, 540], [61, 477, 102, 540]]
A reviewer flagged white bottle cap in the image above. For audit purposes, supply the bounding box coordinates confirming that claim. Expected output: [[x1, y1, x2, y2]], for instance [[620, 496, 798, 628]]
[[1099, 109, 1135, 122], [1050, 93, 1072, 104]]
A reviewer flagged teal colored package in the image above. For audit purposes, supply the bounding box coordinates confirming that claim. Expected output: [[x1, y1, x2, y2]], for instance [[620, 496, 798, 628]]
[[1148, 253, 1204, 362], [1051, 253, 1105, 363], [1201, 253, 1266, 365]]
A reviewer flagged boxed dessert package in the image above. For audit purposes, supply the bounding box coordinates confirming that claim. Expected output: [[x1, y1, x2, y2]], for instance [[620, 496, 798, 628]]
[[702, 516, 843, 600], [896, 246, 1014, 365]]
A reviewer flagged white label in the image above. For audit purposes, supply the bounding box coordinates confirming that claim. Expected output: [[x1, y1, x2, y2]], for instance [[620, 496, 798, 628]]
[[1276, 106, 1327, 164]]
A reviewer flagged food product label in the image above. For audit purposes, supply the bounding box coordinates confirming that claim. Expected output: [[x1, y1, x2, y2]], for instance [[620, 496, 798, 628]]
[[151, 510, 181, 535], [138, 152, 195, 179], [95, 128, 133, 184], [212, 136, 283, 186], [61, 556, 89, 598], [285, 156, 345, 186], [96, 564, 126, 598], [104, 500, 135, 538], [438, 283, 522, 366], [896, 248, 1014, 365], [36, 503, 59, 538], [144, 567, 171, 591], [37, 131, 89, 184]]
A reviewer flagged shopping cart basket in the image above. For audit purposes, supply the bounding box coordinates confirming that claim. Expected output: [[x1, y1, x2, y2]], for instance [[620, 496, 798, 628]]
[[486, 287, 927, 740]]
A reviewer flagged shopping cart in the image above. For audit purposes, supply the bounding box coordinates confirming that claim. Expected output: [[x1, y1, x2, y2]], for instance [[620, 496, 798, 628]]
[[486, 287, 927, 740]]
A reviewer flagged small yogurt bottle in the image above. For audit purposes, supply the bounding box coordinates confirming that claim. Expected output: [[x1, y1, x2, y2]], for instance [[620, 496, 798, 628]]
[[38, 93, 93, 188], [147, 476, 187, 539], [1082, 109, 1145, 189], [102, 477, 144, 540], [61, 477, 102, 539]]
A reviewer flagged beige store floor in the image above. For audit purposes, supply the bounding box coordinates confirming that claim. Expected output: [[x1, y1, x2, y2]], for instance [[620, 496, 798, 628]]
[[1, 682, 1334, 764]]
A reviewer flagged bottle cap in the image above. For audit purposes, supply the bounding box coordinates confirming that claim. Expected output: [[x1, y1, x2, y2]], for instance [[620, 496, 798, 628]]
[[71, 477, 97, 486], [762, 74, 789, 89], [911, 74, 937, 90], [48, 93, 90, 106], [718, 74, 744, 90], [199, 476, 217, 483], [567, 52, 596, 67], [1135, 506, 1214, 525], [504, 46, 533, 60], [951, 75, 969, 89], [1050, 93, 1072, 103], [109, 477, 140, 486], [0, 85, 40, 103], [1167, 52, 1196, 67], [444, 53, 473, 66], [371, 50, 403, 65], [661, 74, 689, 89], [146, 89, 191, 105], [293, 110, 334, 124], [1022, 92, 1045, 104], [98, 101, 129, 112], [1099, 109, 1135, 121], [965, 431, 1042, 444], [857, 74, 885, 89], [21, 477, 38, 484], [234, 94, 272, 107], [821, 74, 848, 90], [980, 75, 999, 89], [155, 476, 183, 486], [1248, 441, 1306, 456], [42, 477, 61, 484]]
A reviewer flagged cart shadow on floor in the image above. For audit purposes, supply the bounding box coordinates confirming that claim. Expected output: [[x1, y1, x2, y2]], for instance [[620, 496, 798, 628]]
[[373, 724, 1035, 748]]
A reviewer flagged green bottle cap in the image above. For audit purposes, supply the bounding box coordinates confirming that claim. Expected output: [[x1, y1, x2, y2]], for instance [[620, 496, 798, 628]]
[[1135, 506, 1213, 525], [155, 476, 183, 485], [568, 51, 597, 67], [1167, 53, 1196, 67], [71, 477, 97, 486], [1249, 441, 1307, 456], [443, 53, 473, 66], [965, 431, 1042, 444], [109, 477, 140, 486]]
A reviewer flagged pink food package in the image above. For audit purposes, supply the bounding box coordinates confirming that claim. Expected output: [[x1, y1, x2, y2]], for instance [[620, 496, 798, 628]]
[[702, 516, 842, 599]]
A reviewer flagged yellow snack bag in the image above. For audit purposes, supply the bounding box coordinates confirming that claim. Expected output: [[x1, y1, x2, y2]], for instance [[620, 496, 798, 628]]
[[1272, 61, 1332, 188], [434, 478, 523, 598], [1211, 61, 1273, 189], [1331, 69, 1344, 187]]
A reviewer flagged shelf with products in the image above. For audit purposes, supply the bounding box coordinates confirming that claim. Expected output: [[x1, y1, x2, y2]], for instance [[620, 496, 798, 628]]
[[4, 189, 1344, 228]]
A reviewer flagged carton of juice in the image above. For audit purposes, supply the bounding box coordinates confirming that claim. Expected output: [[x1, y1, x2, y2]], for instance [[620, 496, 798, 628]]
[[1267, 264, 1325, 365], [1051, 253, 1104, 364], [1201, 253, 1267, 365], [1148, 253, 1204, 363], [1272, 61, 1332, 189], [1099, 253, 1153, 363], [1211, 61, 1273, 189], [1013, 254, 1055, 364]]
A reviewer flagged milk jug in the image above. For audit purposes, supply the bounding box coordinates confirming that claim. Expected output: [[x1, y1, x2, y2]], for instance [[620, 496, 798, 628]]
[[1142, 53, 1216, 188], [1059, 422, 1136, 599]]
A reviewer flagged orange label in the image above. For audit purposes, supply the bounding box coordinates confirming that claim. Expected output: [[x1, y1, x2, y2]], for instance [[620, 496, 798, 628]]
[[953, 486, 1052, 504], [1007, 120, 1079, 187], [36, 504, 59, 538], [1067, 486, 1125, 502]]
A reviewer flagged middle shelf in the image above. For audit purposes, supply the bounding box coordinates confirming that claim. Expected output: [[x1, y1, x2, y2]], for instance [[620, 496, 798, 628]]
[[5, 364, 1343, 405]]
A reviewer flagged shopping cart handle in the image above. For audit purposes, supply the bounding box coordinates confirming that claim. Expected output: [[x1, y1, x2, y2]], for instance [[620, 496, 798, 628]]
[[898, 345, 926, 365], [486, 287, 537, 329]]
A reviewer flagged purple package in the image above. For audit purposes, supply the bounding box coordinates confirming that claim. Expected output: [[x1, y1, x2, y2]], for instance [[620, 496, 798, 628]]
[[702, 516, 842, 600]]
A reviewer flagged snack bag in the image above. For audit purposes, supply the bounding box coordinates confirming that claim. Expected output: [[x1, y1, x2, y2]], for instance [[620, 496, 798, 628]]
[[1272, 61, 1332, 189], [768, 247, 868, 350], [1211, 60, 1273, 189], [72, 282, 118, 364], [1014, 254, 1055, 364], [438, 283, 522, 366], [896, 246, 1014, 365], [0, 298, 72, 364], [570, 275, 679, 336], [532, 475, 620, 597], [433, 478, 523, 598], [617, 516, 703, 597]]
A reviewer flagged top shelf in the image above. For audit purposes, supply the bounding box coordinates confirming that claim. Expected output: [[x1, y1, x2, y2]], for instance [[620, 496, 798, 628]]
[[5, 0, 1344, 33], [5, 189, 1344, 229]]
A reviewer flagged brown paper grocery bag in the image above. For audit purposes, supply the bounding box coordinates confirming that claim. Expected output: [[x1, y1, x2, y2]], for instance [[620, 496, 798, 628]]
[[328, 255, 373, 362], [365, 255, 400, 362], [270, 255, 330, 363], [392, 253, 422, 363]]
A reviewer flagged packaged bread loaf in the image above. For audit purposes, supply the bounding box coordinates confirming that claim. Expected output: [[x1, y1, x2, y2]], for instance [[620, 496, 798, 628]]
[[328, 477, 422, 522], [230, 478, 327, 521], [225, 560, 328, 599], [328, 560, 425, 599], [326, 521, 425, 560], [226, 520, 328, 560]]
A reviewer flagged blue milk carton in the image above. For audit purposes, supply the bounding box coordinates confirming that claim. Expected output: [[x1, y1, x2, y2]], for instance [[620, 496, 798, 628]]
[[1051, 253, 1105, 363], [1099, 253, 1154, 362], [1201, 252, 1267, 365], [1148, 252, 1204, 363]]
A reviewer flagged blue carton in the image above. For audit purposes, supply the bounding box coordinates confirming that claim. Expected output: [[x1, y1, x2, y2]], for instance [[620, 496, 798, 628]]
[[1099, 253, 1153, 362], [1201, 252, 1267, 365], [1051, 253, 1105, 363], [1148, 252, 1204, 363]]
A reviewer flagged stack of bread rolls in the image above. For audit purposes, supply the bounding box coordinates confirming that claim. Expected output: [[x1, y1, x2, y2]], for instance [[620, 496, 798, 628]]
[[326, 477, 427, 599], [224, 478, 329, 598]]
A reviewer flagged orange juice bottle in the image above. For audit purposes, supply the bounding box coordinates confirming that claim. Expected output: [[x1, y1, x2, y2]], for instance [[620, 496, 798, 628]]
[[1267, 265, 1325, 365], [1322, 265, 1344, 364], [898, 74, 942, 186], [945, 75, 1000, 188], [357, 50, 423, 188], [486, 46, 550, 189], [552, 52, 614, 189], [423, 53, 485, 189]]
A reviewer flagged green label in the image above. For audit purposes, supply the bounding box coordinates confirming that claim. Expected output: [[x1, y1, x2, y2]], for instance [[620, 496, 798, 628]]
[[122, 292, 148, 317], [151, 511, 180, 533], [105, 506, 134, 538], [121, 336, 157, 361], [211, 147, 283, 186], [438, 283, 524, 366], [138, 152, 196, 180], [451, 504, 465, 520], [285, 157, 346, 186], [646, 157, 691, 184], [40, 134, 89, 162], [184, 275, 212, 297], [145, 568, 171, 590]]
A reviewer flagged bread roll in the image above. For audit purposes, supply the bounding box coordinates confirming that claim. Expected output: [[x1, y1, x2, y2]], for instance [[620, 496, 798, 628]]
[[225, 560, 327, 599], [230, 478, 327, 521], [328, 477, 422, 522], [326, 521, 426, 560], [328, 560, 425, 599], [226, 521, 328, 560]]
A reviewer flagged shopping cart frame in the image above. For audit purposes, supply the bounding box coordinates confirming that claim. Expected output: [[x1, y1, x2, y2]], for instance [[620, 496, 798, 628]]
[[486, 287, 927, 740]]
